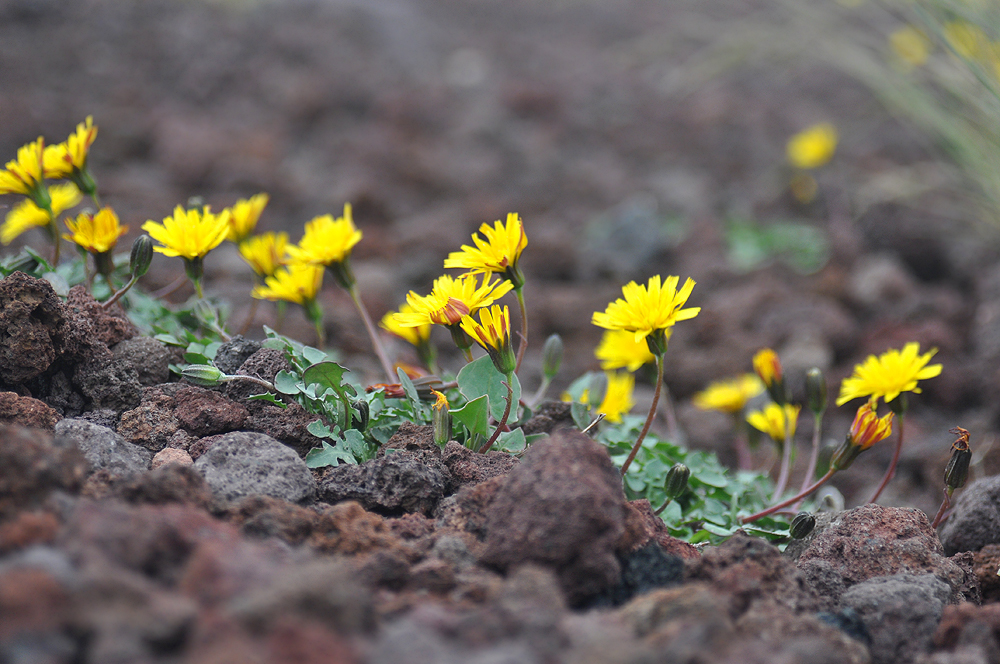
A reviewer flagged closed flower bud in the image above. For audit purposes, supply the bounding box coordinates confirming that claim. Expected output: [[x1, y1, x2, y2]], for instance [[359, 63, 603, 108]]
[[130, 235, 154, 278], [182, 364, 225, 387], [542, 334, 563, 381], [790, 511, 816, 539], [945, 427, 972, 492], [431, 390, 451, 447], [805, 367, 827, 415], [353, 398, 370, 432], [587, 372, 608, 409], [665, 463, 690, 500]]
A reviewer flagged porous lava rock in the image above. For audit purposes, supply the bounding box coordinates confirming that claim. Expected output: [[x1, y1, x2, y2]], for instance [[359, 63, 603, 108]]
[[243, 401, 326, 458], [64, 285, 137, 347], [0, 391, 59, 429], [0, 271, 72, 386], [223, 347, 292, 403], [117, 399, 181, 452], [193, 431, 316, 504], [478, 429, 629, 606], [111, 336, 173, 387], [173, 385, 248, 437], [71, 355, 142, 413], [0, 424, 88, 520], [54, 418, 151, 478], [940, 475, 1000, 555], [441, 440, 518, 489], [213, 335, 263, 375], [319, 450, 452, 516], [796, 504, 976, 607]]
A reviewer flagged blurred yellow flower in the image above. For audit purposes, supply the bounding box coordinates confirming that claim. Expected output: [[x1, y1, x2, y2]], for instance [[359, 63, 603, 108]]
[[943, 20, 988, 61], [747, 403, 800, 442], [238, 231, 288, 278], [395, 273, 513, 327], [460, 304, 516, 375], [0, 137, 46, 198], [786, 123, 838, 170], [62, 207, 128, 254], [1, 183, 81, 244], [693, 374, 765, 414], [836, 342, 942, 406], [381, 303, 432, 347], [753, 348, 782, 389], [43, 116, 97, 179], [584, 371, 635, 423], [890, 25, 931, 69], [286, 204, 361, 267], [226, 192, 269, 244], [141, 205, 231, 261], [595, 328, 659, 372], [592, 275, 699, 353], [252, 263, 324, 305], [444, 212, 528, 287]]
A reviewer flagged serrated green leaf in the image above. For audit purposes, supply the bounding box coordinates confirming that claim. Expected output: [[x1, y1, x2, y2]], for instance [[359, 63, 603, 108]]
[[456, 356, 520, 421], [274, 370, 302, 395], [307, 419, 333, 438], [247, 392, 287, 408], [305, 441, 355, 468], [450, 394, 491, 438]]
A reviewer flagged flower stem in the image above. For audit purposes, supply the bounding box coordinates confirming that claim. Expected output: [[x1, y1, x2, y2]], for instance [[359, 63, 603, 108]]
[[193, 278, 204, 299], [514, 286, 528, 373], [479, 378, 513, 454], [741, 467, 837, 524], [793, 412, 823, 510], [868, 414, 905, 504], [529, 375, 551, 407], [348, 283, 396, 383], [621, 352, 664, 477], [931, 487, 953, 529], [772, 429, 793, 503], [102, 274, 139, 310], [733, 413, 753, 471], [237, 296, 260, 336]]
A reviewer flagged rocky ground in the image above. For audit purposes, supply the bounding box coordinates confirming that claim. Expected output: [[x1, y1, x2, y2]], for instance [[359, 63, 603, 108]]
[[6, 0, 1000, 662]]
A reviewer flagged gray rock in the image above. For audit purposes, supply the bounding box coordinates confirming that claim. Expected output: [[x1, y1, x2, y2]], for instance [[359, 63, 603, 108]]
[[72, 357, 142, 413], [112, 336, 173, 387], [193, 431, 316, 503], [213, 335, 262, 375], [319, 450, 450, 516], [54, 418, 151, 476], [940, 475, 1000, 555], [841, 573, 951, 664]]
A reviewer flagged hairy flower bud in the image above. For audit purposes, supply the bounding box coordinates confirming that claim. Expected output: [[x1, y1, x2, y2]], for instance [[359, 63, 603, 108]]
[[129, 235, 154, 278], [542, 334, 563, 381], [805, 367, 827, 415], [587, 372, 608, 409], [182, 364, 225, 387], [790, 512, 816, 539], [664, 463, 690, 500], [945, 427, 972, 492]]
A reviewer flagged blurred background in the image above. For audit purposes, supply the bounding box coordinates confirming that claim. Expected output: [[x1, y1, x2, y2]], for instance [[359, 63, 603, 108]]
[[4, 0, 1000, 513]]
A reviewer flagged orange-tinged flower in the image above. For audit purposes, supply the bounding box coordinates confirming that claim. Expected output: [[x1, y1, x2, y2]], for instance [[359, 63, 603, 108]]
[[395, 273, 513, 327], [141, 205, 231, 261], [460, 304, 516, 375], [43, 116, 97, 179], [848, 400, 894, 450], [225, 192, 269, 244], [444, 212, 528, 287], [63, 207, 128, 254], [0, 137, 46, 198], [238, 231, 288, 278], [286, 204, 361, 267], [693, 374, 765, 414], [592, 275, 699, 353], [753, 348, 782, 387], [595, 329, 658, 372], [836, 342, 942, 406]]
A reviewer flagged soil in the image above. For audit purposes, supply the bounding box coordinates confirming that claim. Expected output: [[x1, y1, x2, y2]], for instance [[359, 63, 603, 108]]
[[5, 0, 1000, 662]]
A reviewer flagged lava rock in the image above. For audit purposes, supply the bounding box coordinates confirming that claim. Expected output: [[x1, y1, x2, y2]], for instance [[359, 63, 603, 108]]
[[0, 391, 59, 430], [593, 542, 685, 607], [940, 475, 1000, 555], [173, 386, 248, 437], [117, 401, 181, 452], [54, 418, 151, 477], [0, 424, 88, 519], [224, 348, 292, 403], [0, 271, 70, 385], [111, 336, 173, 387], [244, 401, 326, 458], [213, 335, 263, 375], [441, 440, 518, 489], [319, 450, 451, 516], [193, 431, 316, 504], [72, 356, 142, 413]]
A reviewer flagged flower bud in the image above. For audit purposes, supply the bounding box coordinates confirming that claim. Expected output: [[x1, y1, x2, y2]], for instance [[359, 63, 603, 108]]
[[353, 398, 370, 432], [431, 389, 451, 447], [664, 463, 690, 500], [129, 235, 154, 278], [542, 334, 563, 381], [587, 372, 608, 409], [182, 364, 225, 387], [753, 348, 786, 405], [790, 512, 816, 539], [805, 367, 827, 415], [945, 427, 972, 492]]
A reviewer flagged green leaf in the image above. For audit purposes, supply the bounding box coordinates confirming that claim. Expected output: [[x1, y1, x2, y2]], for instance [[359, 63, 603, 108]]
[[456, 356, 521, 421], [658, 499, 683, 524], [274, 370, 302, 395], [302, 346, 329, 365], [701, 522, 738, 537], [305, 441, 355, 468], [183, 352, 213, 365], [307, 419, 333, 438], [302, 361, 352, 398], [496, 428, 526, 453], [450, 394, 491, 438], [342, 429, 369, 458], [248, 392, 287, 408], [571, 402, 591, 430], [692, 469, 729, 488], [396, 368, 420, 405]]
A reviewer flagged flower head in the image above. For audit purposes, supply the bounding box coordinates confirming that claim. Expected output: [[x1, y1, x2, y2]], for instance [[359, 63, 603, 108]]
[[836, 342, 942, 406], [43, 116, 97, 179], [0, 137, 46, 199], [747, 403, 800, 442], [286, 204, 361, 267], [395, 273, 513, 327], [832, 400, 894, 471], [252, 264, 324, 305], [444, 212, 527, 287], [943, 20, 988, 61], [381, 303, 432, 347], [225, 192, 269, 244], [585, 371, 635, 424], [786, 123, 837, 170], [890, 26, 930, 69], [460, 304, 516, 375], [238, 231, 288, 278], [591, 275, 699, 353], [693, 374, 765, 414], [1, 183, 81, 244], [141, 205, 231, 261], [753, 348, 788, 404], [62, 207, 128, 254], [595, 329, 658, 372]]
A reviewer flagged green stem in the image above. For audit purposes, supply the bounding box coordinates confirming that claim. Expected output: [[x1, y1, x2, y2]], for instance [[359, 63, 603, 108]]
[[515, 286, 528, 373], [772, 427, 793, 502], [793, 412, 824, 511], [102, 274, 139, 310], [620, 352, 664, 477], [733, 413, 753, 471], [869, 414, 905, 504], [529, 376, 551, 407], [193, 278, 204, 299], [349, 283, 395, 383], [478, 378, 513, 454], [741, 467, 837, 524]]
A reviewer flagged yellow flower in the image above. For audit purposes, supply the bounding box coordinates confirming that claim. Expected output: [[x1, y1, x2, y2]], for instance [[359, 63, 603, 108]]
[[460, 304, 516, 375], [225, 192, 269, 244], [443, 212, 528, 287], [848, 400, 894, 450], [141, 205, 231, 261], [585, 371, 635, 423], [753, 348, 781, 386], [693, 374, 765, 413], [252, 264, 324, 305], [746, 403, 800, 442], [395, 273, 513, 327], [1, 183, 81, 244], [43, 116, 97, 179], [786, 123, 837, 170], [62, 207, 128, 254], [591, 275, 700, 353], [595, 329, 658, 372], [238, 231, 288, 278], [0, 137, 45, 197], [890, 25, 930, 69], [285, 204, 361, 267], [943, 20, 988, 61], [381, 303, 432, 347], [835, 342, 942, 406]]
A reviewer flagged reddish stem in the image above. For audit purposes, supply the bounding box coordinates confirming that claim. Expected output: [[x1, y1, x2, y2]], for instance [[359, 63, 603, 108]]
[[478, 379, 513, 454], [741, 468, 836, 524], [620, 353, 664, 477], [868, 415, 905, 504]]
